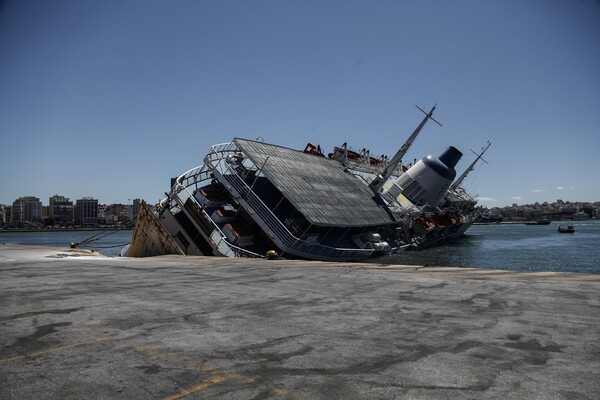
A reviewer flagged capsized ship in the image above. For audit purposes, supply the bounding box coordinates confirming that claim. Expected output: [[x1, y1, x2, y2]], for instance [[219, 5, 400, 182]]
[[125, 106, 489, 261]]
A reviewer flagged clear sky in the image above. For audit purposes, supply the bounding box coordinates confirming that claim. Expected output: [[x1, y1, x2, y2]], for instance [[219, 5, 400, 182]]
[[1, 0, 599, 208]]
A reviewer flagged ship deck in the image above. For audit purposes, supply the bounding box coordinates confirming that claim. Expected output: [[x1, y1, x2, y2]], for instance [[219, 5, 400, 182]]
[[235, 138, 395, 227]]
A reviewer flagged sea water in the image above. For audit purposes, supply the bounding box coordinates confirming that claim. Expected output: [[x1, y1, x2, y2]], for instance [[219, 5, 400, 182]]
[[378, 220, 600, 274], [1, 221, 599, 273], [0, 229, 133, 257]]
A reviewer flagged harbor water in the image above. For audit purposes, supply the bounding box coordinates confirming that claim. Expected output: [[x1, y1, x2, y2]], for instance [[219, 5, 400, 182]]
[[379, 220, 600, 274], [0, 230, 133, 257], [1, 220, 599, 273]]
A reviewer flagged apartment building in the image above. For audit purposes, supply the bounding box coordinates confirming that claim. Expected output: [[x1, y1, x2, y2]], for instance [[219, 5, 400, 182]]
[[49, 195, 74, 226], [74, 197, 98, 227], [11, 196, 42, 227]]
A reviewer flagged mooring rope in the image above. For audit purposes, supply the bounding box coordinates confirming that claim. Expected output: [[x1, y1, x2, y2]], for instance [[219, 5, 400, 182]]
[[69, 230, 121, 249], [85, 242, 131, 249]]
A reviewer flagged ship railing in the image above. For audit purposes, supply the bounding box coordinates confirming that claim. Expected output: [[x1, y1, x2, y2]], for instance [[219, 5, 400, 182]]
[[222, 172, 373, 259], [204, 154, 373, 260], [204, 142, 243, 169], [203, 142, 375, 259], [166, 142, 242, 207], [171, 164, 264, 257], [173, 169, 211, 196], [167, 163, 213, 202], [165, 142, 264, 258], [447, 185, 476, 203], [160, 166, 211, 214], [167, 142, 242, 200], [172, 187, 264, 258]]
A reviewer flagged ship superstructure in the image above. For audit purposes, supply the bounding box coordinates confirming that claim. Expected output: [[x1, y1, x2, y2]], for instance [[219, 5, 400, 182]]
[[126, 107, 489, 260]]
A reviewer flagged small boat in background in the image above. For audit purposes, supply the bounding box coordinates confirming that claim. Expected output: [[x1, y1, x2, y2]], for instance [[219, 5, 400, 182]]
[[557, 224, 575, 233]]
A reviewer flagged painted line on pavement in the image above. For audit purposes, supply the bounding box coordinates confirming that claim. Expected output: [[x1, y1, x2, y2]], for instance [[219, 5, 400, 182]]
[[164, 376, 226, 400]]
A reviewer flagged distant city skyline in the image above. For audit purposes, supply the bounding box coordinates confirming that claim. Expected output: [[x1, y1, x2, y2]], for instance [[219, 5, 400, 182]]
[[0, 194, 145, 208], [0, 194, 144, 228], [1, 190, 597, 210], [1, 1, 599, 207]]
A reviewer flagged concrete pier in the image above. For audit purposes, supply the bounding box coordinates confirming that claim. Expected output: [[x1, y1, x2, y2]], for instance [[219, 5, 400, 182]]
[[1, 244, 599, 399]]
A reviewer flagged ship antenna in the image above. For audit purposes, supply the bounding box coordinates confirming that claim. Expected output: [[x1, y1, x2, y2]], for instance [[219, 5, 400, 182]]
[[416, 104, 442, 127], [369, 104, 441, 194], [450, 141, 491, 190]]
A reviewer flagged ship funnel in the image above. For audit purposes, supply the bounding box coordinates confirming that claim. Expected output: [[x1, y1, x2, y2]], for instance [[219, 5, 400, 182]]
[[386, 146, 464, 208], [439, 146, 462, 170]]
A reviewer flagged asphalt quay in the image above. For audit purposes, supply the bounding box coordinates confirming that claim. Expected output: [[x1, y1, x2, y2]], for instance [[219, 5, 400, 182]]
[[1, 244, 599, 399]]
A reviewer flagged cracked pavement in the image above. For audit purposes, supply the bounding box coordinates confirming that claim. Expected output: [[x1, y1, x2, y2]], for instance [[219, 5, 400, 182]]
[[1, 244, 599, 399]]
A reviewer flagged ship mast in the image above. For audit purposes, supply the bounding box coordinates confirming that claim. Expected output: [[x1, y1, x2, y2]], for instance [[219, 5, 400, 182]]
[[369, 104, 441, 194], [450, 141, 491, 190]]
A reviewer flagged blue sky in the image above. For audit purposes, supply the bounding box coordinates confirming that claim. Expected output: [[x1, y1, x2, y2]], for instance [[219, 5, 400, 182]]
[[1, 0, 599, 207]]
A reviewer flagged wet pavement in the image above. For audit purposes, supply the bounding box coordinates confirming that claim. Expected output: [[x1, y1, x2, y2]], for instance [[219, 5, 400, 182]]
[[1, 244, 599, 399]]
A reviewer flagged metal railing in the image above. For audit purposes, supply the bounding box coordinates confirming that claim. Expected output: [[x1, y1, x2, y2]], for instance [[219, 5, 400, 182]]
[[205, 149, 374, 260], [171, 186, 263, 258], [166, 144, 264, 258]]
